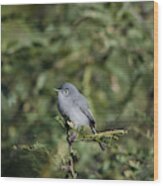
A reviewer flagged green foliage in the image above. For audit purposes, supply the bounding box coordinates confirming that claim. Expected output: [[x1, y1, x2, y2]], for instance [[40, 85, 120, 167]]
[[1, 2, 154, 180]]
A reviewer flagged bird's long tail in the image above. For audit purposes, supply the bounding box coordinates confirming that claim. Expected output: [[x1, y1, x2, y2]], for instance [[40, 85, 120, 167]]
[[90, 126, 105, 151]]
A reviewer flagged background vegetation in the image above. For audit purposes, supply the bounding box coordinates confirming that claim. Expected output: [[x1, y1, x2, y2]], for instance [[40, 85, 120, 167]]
[[1, 2, 154, 180]]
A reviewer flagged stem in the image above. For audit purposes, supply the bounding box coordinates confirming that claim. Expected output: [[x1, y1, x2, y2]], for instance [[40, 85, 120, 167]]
[[65, 125, 77, 178], [78, 129, 127, 142]]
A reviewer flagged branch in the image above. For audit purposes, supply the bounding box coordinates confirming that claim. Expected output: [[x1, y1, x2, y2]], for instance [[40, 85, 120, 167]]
[[63, 125, 78, 178], [55, 117, 128, 177], [77, 129, 128, 144]]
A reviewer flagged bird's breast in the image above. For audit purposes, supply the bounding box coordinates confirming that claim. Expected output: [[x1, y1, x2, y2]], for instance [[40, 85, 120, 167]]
[[58, 95, 90, 127]]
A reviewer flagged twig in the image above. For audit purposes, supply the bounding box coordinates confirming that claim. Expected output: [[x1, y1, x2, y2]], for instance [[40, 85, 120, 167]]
[[78, 129, 128, 142], [65, 125, 77, 178]]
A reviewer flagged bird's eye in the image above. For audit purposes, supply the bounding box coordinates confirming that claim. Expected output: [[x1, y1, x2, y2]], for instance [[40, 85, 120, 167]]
[[64, 88, 69, 95]]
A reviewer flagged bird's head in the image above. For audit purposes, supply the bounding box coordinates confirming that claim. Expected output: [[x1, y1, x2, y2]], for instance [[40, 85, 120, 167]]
[[54, 82, 79, 98]]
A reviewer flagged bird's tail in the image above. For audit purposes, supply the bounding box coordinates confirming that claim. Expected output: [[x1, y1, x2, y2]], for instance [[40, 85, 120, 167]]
[[90, 126, 105, 151]]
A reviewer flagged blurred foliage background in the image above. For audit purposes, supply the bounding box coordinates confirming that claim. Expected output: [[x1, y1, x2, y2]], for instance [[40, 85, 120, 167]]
[[1, 2, 154, 180]]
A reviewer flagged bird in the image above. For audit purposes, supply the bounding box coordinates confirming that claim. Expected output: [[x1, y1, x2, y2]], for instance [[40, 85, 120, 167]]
[[54, 82, 105, 151]]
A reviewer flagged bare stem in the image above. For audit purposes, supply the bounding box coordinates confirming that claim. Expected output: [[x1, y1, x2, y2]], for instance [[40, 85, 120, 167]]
[[65, 125, 77, 178]]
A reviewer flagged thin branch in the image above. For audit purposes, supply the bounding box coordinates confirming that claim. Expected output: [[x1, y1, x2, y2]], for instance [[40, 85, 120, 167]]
[[65, 125, 77, 178], [78, 129, 128, 142]]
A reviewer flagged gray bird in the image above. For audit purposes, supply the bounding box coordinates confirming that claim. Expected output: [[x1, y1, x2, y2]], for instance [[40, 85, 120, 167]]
[[55, 82, 105, 151]]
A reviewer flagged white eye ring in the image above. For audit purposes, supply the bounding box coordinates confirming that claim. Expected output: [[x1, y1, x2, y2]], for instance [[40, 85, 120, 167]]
[[64, 89, 69, 95]]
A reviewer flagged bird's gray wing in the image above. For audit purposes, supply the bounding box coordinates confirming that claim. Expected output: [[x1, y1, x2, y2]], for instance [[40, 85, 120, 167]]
[[74, 94, 95, 125]]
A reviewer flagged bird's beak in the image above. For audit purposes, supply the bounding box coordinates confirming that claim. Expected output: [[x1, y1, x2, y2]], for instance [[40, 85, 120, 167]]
[[53, 88, 59, 92]]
